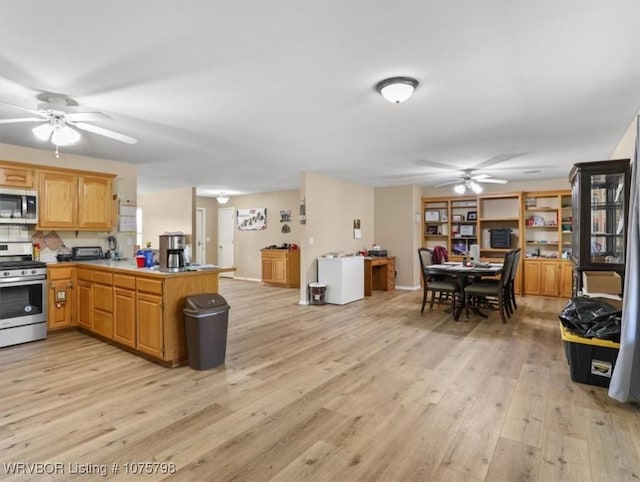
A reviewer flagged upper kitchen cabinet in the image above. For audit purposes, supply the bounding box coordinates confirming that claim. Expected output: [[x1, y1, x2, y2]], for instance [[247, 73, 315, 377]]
[[569, 159, 630, 287], [0, 162, 35, 188], [38, 169, 116, 231]]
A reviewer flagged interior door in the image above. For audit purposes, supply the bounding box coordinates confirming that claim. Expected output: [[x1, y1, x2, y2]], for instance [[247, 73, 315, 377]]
[[195, 207, 206, 265], [218, 206, 235, 278]]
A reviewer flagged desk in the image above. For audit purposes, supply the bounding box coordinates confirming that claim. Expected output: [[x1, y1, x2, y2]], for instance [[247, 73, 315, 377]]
[[364, 256, 395, 296], [426, 262, 503, 320]]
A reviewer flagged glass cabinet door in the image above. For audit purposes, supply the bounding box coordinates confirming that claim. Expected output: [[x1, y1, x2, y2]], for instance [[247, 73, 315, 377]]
[[589, 172, 625, 265]]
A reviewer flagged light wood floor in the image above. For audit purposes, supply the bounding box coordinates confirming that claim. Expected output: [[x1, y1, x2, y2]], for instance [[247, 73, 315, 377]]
[[2, 279, 639, 481]]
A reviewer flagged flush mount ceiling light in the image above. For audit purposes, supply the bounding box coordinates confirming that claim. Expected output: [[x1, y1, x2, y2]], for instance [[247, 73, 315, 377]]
[[216, 192, 229, 204], [376, 76, 419, 103]]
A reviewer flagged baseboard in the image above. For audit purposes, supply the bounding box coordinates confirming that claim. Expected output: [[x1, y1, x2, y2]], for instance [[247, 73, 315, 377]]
[[298, 300, 309, 305], [395, 285, 421, 291], [229, 276, 261, 282]]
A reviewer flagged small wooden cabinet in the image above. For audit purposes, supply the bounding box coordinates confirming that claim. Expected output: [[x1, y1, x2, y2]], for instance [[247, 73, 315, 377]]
[[0, 163, 34, 188], [93, 271, 114, 339], [37, 168, 115, 231], [46, 266, 74, 330], [113, 275, 136, 348], [136, 279, 164, 359], [524, 260, 571, 297], [261, 249, 300, 288]]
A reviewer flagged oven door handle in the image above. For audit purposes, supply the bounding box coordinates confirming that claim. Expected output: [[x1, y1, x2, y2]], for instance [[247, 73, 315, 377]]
[[0, 277, 46, 286]]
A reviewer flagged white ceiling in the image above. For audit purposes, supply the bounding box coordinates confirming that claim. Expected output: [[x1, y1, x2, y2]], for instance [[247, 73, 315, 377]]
[[1, 1, 639, 196]]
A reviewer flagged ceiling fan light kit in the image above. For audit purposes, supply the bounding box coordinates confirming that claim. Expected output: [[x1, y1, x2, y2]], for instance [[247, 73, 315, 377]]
[[376, 76, 419, 103], [216, 193, 229, 204], [1, 93, 138, 157]]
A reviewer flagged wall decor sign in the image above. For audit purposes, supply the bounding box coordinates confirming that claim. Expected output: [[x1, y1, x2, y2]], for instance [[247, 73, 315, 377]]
[[280, 210, 292, 222], [237, 208, 267, 231]]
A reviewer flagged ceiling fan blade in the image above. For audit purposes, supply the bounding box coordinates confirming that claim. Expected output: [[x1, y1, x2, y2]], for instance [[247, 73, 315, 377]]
[[0, 117, 46, 124], [65, 112, 111, 122], [471, 174, 490, 180], [0, 102, 46, 117], [71, 122, 138, 144], [414, 160, 459, 171], [472, 154, 523, 171], [435, 179, 461, 187], [476, 178, 508, 184]]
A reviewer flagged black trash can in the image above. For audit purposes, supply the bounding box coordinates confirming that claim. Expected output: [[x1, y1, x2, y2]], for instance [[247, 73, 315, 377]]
[[183, 293, 230, 370]]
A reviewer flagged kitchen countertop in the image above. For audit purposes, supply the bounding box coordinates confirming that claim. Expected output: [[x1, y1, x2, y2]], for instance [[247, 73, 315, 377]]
[[47, 259, 236, 277]]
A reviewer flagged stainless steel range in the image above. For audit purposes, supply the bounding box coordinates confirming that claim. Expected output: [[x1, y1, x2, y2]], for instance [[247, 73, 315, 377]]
[[0, 242, 47, 348]]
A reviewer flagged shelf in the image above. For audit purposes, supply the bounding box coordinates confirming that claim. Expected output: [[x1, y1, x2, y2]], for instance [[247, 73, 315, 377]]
[[480, 248, 512, 253], [526, 242, 559, 245], [525, 207, 557, 212], [479, 217, 519, 222], [451, 236, 477, 240], [424, 234, 448, 238], [451, 221, 477, 225], [526, 225, 559, 229]]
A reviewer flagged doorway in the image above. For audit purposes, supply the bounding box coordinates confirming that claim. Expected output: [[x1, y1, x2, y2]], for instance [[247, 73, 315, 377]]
[[195, 207, 206, 265], [218, 206, 235, 278]]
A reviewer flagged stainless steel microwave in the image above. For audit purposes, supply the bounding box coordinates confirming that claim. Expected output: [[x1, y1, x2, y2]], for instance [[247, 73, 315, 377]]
[[0, 188, 38, 224]]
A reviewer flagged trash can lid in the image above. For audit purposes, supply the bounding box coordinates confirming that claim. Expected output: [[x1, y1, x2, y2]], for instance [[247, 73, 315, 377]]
[[309, 282, 326, 288], [183, 293, 229, 316]]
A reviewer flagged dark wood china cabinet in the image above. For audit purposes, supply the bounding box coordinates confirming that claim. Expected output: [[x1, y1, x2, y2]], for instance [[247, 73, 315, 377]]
[[569, 158, 630, 295]]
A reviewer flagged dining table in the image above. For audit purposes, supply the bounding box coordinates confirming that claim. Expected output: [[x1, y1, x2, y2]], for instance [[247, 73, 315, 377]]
[[425, 261, 504, 321]]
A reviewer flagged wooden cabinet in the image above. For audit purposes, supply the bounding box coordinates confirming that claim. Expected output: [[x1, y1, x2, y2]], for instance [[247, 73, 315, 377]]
[[93, 271, 113, 339], [137, 292, 164, 359], [113, 275, 136, 348], [524, 260, 570, 297], [38, 170, 78, 229], [0, 163, 34, 188], [560, 262, 573, 298], [260, 249, 300, 287], [77, 280, 93, 330], [37, 168, 115, 231], [78, 175, 113, 230], [46, 266, 74, 330]]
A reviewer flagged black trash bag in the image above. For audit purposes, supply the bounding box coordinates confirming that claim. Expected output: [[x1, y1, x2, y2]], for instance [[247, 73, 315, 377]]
[[559, 296, 622, 341]]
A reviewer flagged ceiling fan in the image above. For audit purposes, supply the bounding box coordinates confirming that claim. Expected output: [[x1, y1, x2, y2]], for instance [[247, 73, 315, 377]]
[[0, 94, 137, 157], [415, 154, 518, 193]]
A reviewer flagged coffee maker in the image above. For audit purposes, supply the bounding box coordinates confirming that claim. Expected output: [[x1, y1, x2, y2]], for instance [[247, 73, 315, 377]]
[[159, 234, 186, 272]]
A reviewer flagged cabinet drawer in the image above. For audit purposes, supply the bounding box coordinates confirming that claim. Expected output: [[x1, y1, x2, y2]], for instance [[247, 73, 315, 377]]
[[137, 277, 163, 295], [113, 274, 136, 290], [77, 268, 94, 282], [94, 283, 113, 312], [94, 271, 113, 286], [48, 266, 74, 280]]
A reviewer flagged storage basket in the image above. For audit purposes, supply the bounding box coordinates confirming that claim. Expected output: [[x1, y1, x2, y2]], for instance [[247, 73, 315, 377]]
[[489, 228, 512, 249]]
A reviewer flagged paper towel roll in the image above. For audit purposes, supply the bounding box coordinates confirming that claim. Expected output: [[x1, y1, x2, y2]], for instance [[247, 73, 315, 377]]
[[470, 244, 480, 262]]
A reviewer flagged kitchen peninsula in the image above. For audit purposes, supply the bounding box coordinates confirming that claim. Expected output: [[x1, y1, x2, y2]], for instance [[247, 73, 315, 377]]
[[48, 260, 235, 367]]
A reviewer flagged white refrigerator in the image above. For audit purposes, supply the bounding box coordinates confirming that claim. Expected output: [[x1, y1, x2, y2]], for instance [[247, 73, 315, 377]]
[[317, 256, 364, 305]]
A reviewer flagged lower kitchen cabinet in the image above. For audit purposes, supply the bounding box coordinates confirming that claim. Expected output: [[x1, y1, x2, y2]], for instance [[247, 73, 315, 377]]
[[136, 292, 164, 359], [46, 266, 74, 331], [93, 273, 114, 339], [560, 262, 573, 298], [77, 280, 93, 330], [113, 274, 136, 348]]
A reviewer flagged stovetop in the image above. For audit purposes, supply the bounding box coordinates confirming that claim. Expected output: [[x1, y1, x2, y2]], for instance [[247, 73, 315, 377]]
[[0, 260, 47, 270]]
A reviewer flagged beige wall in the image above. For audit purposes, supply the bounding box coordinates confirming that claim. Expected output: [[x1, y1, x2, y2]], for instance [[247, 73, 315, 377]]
[[611, 113, 638, 160], [300, 172, 374, 302], [226, 190, 301, 280], [138, 187, 195, 254], [374, 184, 422, 289], [196, 196, 220, 265], [0, 142, 138, 258]]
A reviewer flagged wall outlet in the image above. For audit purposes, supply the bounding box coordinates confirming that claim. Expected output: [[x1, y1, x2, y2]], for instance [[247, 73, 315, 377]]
[[309, 237, 314, 245]]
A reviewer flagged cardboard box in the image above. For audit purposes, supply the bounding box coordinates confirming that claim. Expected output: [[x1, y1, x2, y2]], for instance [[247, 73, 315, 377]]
[[560, 324, 620, 388], [582, 271, 622, 295]]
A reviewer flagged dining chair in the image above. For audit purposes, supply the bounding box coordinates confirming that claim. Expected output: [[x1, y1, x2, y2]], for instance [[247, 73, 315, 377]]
[[417, 248, 459, 313], [462, 250, 515, 323], [505, 248, 521, 315]]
